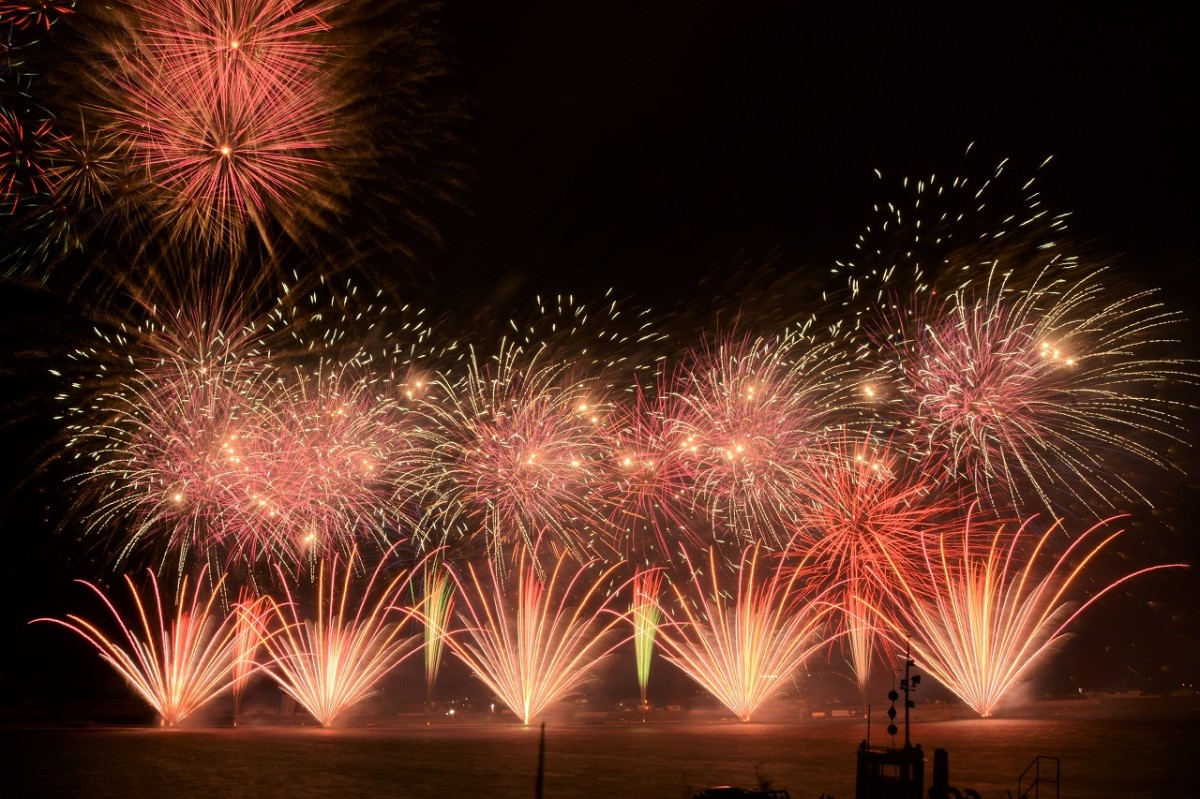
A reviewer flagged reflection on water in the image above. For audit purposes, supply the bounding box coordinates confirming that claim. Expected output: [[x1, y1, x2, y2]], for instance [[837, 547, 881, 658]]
[[4, 699, 1197, 798]]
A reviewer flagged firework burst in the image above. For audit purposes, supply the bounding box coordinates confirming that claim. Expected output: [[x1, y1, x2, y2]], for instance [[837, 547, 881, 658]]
[[884, 263, 1193, 515], [596, 379, 703, 556], [54, 277, 430, 571], [1, 105, 55, 215], [408, 341, 611, 559], [32, 569, 242, 726], [668, 330, 859, 544], [791, 433, 960, 693]]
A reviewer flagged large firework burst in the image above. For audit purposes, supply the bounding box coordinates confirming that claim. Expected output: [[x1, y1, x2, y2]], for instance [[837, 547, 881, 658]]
[[884, 263, 1192, 515], [791, 432, 960, 693], [668, 329, 859, 545]]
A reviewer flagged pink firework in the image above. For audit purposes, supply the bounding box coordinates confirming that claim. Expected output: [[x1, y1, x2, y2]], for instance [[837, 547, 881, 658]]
[[442, 553, 630, 726], [409, 341, 610, 560], [32, 569, 242, 726], [214, 364, 412, 561], [655, 545, 837, 722], [58, 280, 423, 569], [668, 330, 859, 545], [867, 514, 1186, 717], [595, 378, 704, 556], [59, 294, 277, 567], [886, 264, 1191, 514], [790, 433, 961, 694], [0, 1, 74, 30]]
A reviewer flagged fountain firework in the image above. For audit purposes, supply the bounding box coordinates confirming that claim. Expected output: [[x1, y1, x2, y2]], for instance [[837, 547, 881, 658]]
[[869, 514, 1186, 717], [420, 560, 454, 702], [655, 545, 838, 722], [256, 551, 422, 727], [442, 553, 630, 725], [630, 568, 662, 706], [32, 569, 242, 726]]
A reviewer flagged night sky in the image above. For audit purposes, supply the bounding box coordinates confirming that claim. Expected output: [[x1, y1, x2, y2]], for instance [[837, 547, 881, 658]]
[[1, 2, 1198, 711]]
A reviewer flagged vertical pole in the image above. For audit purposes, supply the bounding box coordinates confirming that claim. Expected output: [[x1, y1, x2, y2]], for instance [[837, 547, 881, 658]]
[[903, 641, 912, 748], [535, 720, 545, 799]]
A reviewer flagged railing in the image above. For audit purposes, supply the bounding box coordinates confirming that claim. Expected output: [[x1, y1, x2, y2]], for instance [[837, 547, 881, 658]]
[[1017, 755, 1060, 799]]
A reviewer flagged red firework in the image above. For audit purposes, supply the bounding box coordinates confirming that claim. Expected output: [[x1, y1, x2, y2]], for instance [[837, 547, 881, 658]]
[[114, 64, 337, 252], [1, 107, 56, 214], [75, 0, 342, 254], [133, 0, 332, 92], [0, 1, 74, 30], [790, 432, 963, 693]]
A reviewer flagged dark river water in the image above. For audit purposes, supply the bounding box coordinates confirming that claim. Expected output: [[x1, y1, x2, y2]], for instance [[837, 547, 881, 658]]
[[4, 699, 1196, 798]]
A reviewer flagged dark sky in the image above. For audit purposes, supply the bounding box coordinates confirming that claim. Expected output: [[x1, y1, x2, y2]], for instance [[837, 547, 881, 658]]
[[426, 2, 1198, 309], [1, 2, 1198, 709]]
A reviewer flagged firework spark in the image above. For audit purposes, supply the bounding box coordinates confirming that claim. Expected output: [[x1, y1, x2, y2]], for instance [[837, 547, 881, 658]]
[[32, 570, 241, 726], [869, 514, 1186, 717], [630, 568, 662, 706], [655, 546, 837, 722], [885, 264, 1193, 515], [443, 554, 629, 725], [257, 552, 421, 727], [791, 433, 959, 693], [668, 330, 858, 545]]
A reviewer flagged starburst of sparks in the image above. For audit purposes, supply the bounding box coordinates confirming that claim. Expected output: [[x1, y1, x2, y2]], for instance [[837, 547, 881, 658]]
[[791, 433, 961, 693]]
